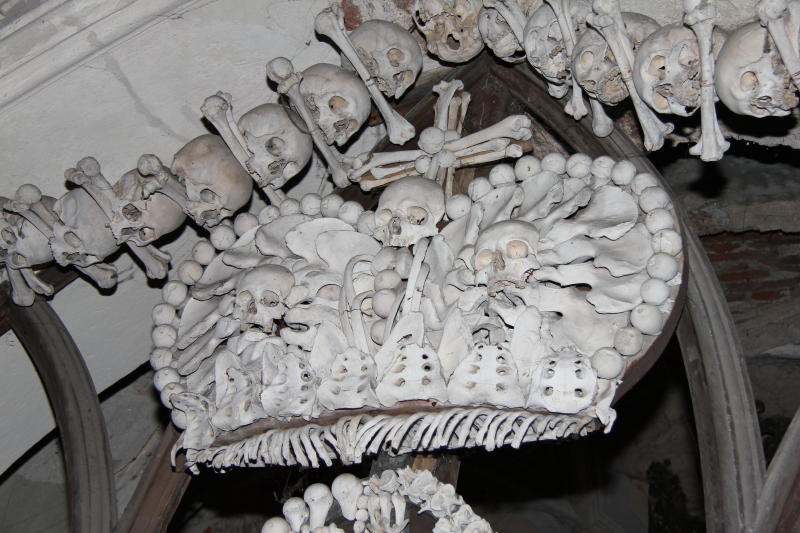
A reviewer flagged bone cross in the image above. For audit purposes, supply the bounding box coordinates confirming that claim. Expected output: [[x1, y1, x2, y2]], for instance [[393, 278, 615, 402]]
[[589, 0, 674, 150], [314, 6, 416, 145]]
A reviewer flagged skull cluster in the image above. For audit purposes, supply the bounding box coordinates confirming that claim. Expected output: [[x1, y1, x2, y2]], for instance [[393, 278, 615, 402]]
[[374, 177, 446, 248], [473, 220, 540, 294]]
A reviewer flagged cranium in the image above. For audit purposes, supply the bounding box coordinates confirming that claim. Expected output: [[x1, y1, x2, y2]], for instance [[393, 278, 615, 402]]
[[374, 176, 445, 247], [345, 20, 423, 99], [473, 220, 540, 293], [50, 188, 119, 267], [299, 63, 371, 146], [109, 168, 186, 246], [0, 201, 54, 269], [572, 13, 660, 106], [413, 0, 484, 63], [232, 264, 295, 330], [171, 135, 253, 228], [523, 0, 591, 85], [478, 7, 525, 63], [237, 103, 313, 187], [715, 22, 799, 117], [633, 23, 705, 116], [528, 350, 597, 413]]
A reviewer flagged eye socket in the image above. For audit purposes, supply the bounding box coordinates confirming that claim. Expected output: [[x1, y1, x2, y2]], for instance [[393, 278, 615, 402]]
[[387, 47, 405, 67], [265, 137, 285, 157], [407, 206, 428, 225], [1, 228, 17, 245], [375, 208, 393, 225], [475, 249, 493, 269], [579, 50, 594, 70], [199, 188, 218, 203], [328, 95, 347, 111], [678, 43, 696, 68], [648, 55, 667, 81], [505, 239, 529, 259], [260, 290, 281, 307], [741, 71, 758, 90]]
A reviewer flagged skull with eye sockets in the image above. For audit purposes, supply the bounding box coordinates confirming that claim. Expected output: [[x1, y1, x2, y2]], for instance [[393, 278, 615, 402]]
[[171, 135, 253, 228], [473, 220, 540, 294], [237, 103, 313, 188], [374, 177, 445, 248], [298, 63, 371, 146], [715, 22, 799, 117], [232, 264, 295, 331], [413, 0, 485, 63], [344, 20, 423, 99]]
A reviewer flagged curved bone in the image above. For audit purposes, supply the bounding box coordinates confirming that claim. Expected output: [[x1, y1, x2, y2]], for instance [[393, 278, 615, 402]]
[[684, 0, 730, 161], [758, 0, 800, 90], [483, 0, 527, 45], [266, 57, 350, 188], [315, 7, 415, 145], [589, 0, 674, 150]]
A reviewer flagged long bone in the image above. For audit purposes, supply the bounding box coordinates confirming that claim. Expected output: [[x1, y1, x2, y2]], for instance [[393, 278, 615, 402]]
[[684, 0, 730, 161], [201, 92, 287, 204], [6, 186, 118, 289], [757, 0, 800, 92], [136, 154, 192, 213], [589, 0, 673, 150], [65, 157, 171, 279], [266, 57, 351, 188], [314, 7, 415, 145], [545, 0, 589, 120]]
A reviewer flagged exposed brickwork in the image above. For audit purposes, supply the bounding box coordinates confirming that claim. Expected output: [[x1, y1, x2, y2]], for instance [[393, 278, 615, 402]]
[[701, 231, 800, 355]]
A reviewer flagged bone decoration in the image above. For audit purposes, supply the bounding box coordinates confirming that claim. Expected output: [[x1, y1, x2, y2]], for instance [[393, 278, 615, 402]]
[[153, 147, 682, 473]]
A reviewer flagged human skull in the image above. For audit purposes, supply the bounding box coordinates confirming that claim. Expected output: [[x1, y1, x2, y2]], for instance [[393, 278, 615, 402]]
[[413, 0, 484, 63], [109, 168, 186, 246], [374, 176, 446, 247], [0, 199, 55, 269], [237, 103, 313, 187], [299, 63, 371, 146], [715, 22, 799, 117], [171, 135, 253, 228], [478, 7, 525, 63], [346, 20, 423, 99], [473, 220, 540, 293], [523, 0, 591, 85], [528, 350, 597, 414], [572, 13, 659, 105], [633, 23, 704, 116], [232, 264, 295, 330], [50, 188, 119, 267]]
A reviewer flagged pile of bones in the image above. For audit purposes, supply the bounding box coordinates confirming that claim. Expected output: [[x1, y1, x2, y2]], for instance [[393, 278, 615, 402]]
[[7, 0, 761, 478]]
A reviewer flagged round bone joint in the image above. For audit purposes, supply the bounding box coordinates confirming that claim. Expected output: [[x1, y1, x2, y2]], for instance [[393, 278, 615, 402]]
[[514, 155, 541, 181], [15, 183, 43, 203], [651, 229, 682, 256], [630, 303, 663, 335], [592, 347, 626, 379], [647, 252, 679, 281], [614, 326, 644, 356], [645, 208, 674, 234], [468, 177, 491, 201], [372, 288, 396, 318], [152, 324, 177, 349], [153, 367, 180, 391], [611, 160, 636, 185], [566, 153, 593, 179], [162, 280, 188, 307], [641, 278, 670, 305], [300, 193, 322, 216], [261, 517, 291, 533], [489, 164, 515, 186], [338, 201, 364, 225], [541, 152, 567, 174], [234, 212, 259, 236], [150, 348, 173, 370], [258, 205, 281, 225], [152, 303, 176, 325], [178, 260, 204, 285], [210, 224, 237, 250], [160, 382, 185, 408], [356, 210, 375, 234], [394, 247, 413, 279], [370, 319, 387, 343], [374, 269, 402, 291], [192, 239, 216, 265], [631, 172, 660, 196], [321, 194, 344, 218], [418, 127, 445, 155], [446, 194, 471, 220], [639, 187, 671, 213], [171, 408, 187, 430], [279, 198, 301, 216], [371, 247, 397, 275], [591, 155, 615, 179]]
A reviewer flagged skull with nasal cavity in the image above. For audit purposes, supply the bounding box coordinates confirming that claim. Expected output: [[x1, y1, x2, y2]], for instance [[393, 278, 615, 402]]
[[473, 220, 540, 293], [374, 176, 446, 247], [232, 264, 295, 331]]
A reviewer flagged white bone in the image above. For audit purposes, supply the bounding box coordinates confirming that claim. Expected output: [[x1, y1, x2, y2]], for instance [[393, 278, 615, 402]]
[[332, 474, 363, 521], [414, 0, 485, 63], [304, 483, 334, 529], [684, 0, 730, 161], [283, 497, 310, 533]]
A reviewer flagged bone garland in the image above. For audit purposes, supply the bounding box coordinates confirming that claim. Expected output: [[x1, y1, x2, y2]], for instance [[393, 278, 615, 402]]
[[684, 0, 730, 161], [157, 150, 683, 471], [316, 6, 416, 145], [261, 468, 495, 533]]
